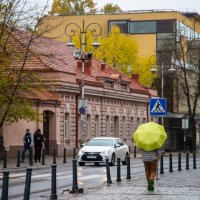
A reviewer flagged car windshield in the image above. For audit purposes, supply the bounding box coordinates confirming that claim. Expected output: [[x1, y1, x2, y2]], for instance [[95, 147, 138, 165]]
[[86, 139, 113, 147]]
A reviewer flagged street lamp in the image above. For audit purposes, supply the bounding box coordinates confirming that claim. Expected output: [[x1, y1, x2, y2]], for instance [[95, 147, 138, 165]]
[[150, 56, 176, 124], [65, 20, 102, 148]]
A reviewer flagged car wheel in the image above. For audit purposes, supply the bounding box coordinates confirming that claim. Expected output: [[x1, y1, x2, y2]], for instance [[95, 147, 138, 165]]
[[94, 163, 99, 166], [122, 153, 129, 165], [110, 154, 115, 166], [79, 162, 85, 166]]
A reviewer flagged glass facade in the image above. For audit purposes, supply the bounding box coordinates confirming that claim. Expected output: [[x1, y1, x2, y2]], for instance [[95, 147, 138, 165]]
[[157, 20, 175, 33], [157, 33, 176, 51], [108, 20, 128, 33], [108, 19, 200, 63], [129, 21, 156, 34], [177, 21, 200, 41]]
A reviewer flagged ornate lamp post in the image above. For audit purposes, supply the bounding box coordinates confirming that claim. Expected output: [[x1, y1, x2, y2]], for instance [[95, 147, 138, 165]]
[[65, 20, 102, 148]]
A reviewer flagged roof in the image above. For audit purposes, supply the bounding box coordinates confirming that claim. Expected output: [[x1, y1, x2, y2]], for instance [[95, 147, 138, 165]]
[[23, 90, 60, 102], [182, 12, 200, 20], [148, 88, 158, 98], [11, 29, 150, 96]]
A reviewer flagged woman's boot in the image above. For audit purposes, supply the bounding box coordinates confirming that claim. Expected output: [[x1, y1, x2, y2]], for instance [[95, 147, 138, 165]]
[[147, 180, 154, 191]]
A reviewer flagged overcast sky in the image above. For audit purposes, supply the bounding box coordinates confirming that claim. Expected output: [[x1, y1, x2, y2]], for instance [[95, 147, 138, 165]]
[[94, 0, 200, 12], [42, 0, 200, 13]]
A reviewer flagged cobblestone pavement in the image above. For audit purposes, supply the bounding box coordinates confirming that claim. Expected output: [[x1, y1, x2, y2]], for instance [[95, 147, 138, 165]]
[[54, 169, 200, 200]]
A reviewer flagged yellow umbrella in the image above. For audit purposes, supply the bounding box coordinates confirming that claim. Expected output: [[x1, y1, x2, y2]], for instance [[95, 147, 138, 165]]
[[133, 122, 167, 151]]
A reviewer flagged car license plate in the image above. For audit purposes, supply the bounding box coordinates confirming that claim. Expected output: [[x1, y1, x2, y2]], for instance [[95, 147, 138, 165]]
[[87, 155, 96, 159]]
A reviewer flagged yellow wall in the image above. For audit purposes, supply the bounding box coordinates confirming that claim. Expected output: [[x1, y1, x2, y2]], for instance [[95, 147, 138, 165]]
[[132, 34, 157, 57], [39, 11, 200, 57]]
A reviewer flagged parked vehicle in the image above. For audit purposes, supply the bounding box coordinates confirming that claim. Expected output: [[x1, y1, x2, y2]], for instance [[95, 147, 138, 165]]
[[77, 137, 129, 166]]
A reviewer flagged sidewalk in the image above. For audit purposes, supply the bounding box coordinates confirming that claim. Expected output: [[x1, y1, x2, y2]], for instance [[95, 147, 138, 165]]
[[57, 168, 200, 200]]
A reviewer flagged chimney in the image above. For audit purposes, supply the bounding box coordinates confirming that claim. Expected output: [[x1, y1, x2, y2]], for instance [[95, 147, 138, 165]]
[[77, 60, 91, 75], [77, 60, 82, 68], [132, 73, 139, 81], [101, 63, 106, 70], [77, 60, 92, 68]]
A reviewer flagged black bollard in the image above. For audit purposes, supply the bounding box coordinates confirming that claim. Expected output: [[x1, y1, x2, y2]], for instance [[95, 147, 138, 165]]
[[16, 150, 21, 167], [160, 154, 164, 174], [193, 152, 197, 169], [178, 153, 182, 171], [105, 158, 112, 184], [186, 152, 189, 170], [3, 150, 7, 169], [134, 146, 137, 158], [42, 148, 46, 165], [50, 164, 57, 200], [53, 148, 56, 164], [63, 147, 66, 164], [23, 168, 32, 200], [116, 158, 121, 182], [2, 169, 10, 200], [72, 159, 78, 192], [169, 153, 173, 172], [29, 149, 33, 166], [126, 156, 131, 179], [73, 147, 76, 159]]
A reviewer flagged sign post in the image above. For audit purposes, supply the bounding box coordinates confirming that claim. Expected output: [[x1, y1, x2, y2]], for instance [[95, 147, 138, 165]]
[[182, 118, 189, 152]]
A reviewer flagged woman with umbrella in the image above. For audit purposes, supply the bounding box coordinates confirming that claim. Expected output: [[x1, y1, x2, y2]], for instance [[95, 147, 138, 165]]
[[133, 122, 167, 192], [141, 148, 162, 191]]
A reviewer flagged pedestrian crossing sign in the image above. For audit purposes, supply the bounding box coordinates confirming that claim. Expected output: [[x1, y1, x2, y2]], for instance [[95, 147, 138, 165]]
[[150, 98, 167, 116]]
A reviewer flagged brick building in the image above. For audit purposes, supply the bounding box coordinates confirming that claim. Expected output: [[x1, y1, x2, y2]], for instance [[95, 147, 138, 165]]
[[1, 32, 157, 156]]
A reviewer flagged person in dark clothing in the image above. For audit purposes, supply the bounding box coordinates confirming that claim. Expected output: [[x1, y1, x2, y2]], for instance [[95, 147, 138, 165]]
[[21, 129, 33, 163], [34, 128, 44, 162]]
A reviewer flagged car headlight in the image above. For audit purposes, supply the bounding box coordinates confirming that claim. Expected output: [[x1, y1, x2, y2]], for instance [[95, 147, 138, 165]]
[[101, 150, 112, 155], [78, 149, 84, 155]]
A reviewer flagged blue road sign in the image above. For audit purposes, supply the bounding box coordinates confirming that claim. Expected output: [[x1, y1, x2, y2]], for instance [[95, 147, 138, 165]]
[[150, 98, 167, 116], [79, 107, 86, 114]]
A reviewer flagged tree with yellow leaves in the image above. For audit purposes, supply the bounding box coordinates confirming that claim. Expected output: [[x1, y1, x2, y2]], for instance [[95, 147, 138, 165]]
[[49, 0, 97, 15], [93, 27, 139, 73]]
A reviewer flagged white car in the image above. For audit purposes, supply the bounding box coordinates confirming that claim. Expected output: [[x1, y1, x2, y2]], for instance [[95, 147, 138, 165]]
[[77, 137, 130, 166]]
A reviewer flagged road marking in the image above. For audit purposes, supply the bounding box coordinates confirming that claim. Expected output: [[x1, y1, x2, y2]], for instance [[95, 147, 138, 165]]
[[46, 175, 72, 180], [0, 173, 25, 179]]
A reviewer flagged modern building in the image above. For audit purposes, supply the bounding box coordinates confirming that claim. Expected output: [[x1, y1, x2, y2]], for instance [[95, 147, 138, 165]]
[[39, 10, 200, 58], [1, 31, 157, 156]]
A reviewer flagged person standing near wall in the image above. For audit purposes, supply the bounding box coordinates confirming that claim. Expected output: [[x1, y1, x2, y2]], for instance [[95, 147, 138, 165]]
[[21, 129, 33, 163], [34, 128, 44, 162]]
